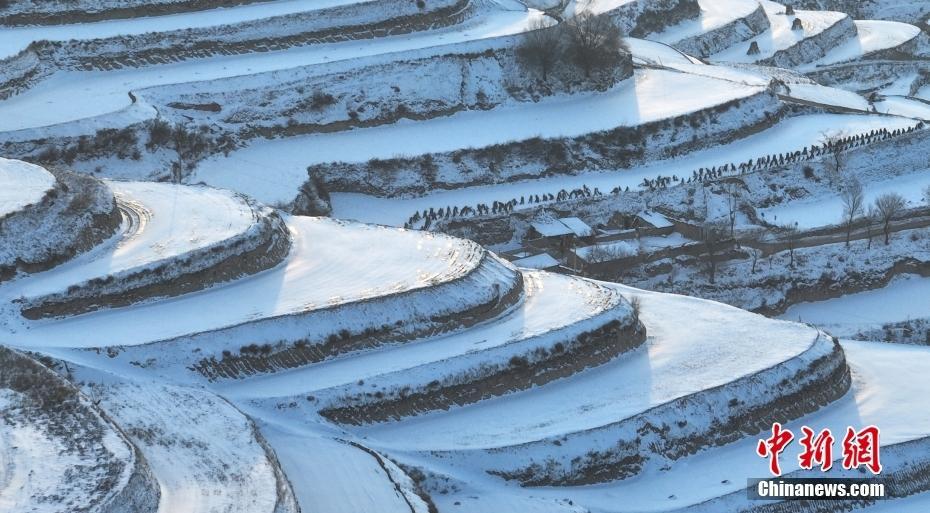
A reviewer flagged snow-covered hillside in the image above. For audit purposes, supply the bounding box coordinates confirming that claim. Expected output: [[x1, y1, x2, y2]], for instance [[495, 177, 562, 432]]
[[2, 0, 930, 510]]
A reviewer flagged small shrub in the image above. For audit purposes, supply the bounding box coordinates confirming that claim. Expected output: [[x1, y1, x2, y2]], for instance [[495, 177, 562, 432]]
[[309, 91, 336, 111], [509, 355, 529, 368], [147, 119, 173, 149]]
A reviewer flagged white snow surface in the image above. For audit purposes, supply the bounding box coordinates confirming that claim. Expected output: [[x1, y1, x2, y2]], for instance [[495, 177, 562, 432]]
[[0, 392, 99, 513], [654, 0, 762, 45], [711, 1, 847, 64], [0, 216, 485, 348], [0, 0, 369, 58], [784, 83, 869, 110], [782, 274, 930, 335], [0, 180, 255, 301], [0, 388, 134, 513], [193, 68, 765, 206], [0, 7, 543, 132], [221, 271, 619, 399], [625, 37, 697, 67], [761, 169, 930, 229], [800, 20, 921, 71], [0, 157, 55, 218], [356, 285, 818, 450], [99, 381, 280, 513], [467, 339, 930, 513], [916, 85, 930, 102], [627, 37, 770, 86], [331, 114, 915, 226], [875, 96, 930, 120], [259, 424, 428, 513], [562, 0, 635, 17]]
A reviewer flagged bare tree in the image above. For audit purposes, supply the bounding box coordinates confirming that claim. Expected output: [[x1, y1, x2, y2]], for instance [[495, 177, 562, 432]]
[[702, 223, 723, 283], [874, 192, 907, 245], [840, 178, 864, 248], [84, 382, 104, 407], [782, 223, 800, 268], [742, 227, 767, 274], [749, 247, 762, 274], [865, 205, 875, 250], [724, 182, 740, 239], [516, 17, 563, 81], [629, 296, 642, 324], [923, 184, 930, 208], [563, 12, 625, 78], [820, 131, 848, 185]]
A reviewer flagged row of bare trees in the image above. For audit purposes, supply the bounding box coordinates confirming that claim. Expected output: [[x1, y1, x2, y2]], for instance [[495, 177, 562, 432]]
[[517, 13, 628, 81], [700, 182, 921, 282], [841, 180, 911, 247]]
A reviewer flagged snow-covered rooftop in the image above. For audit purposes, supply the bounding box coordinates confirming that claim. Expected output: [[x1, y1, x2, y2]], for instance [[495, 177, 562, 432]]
[[530, 219, 574, 238], [558, 217, 595, 237], [636, 210, 674, 229], [511, 253, 560, 269]]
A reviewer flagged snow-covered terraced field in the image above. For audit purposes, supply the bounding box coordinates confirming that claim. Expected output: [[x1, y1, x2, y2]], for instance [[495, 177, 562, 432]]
[[258, 425, 427, 513], [0, 215, 512, 349], [3, 0, 930, 510], [761, 168, 930, 229], [356, 286, 823, 451], [0, 162, 121, 281], [654, 0, 766, 53], [0, 179, 292, 318], [783, 82, 870, 110], [0, 0, 374, 59], [193, 68, 766, 206], [0, 347, 149, 513], [430, 339, 930, 513], [0, 156, 55, 218], [876, 95, 930, 120], [0, 4, 543, 132], [224, 271, 625, 400], [97, 381, 294, 513], [4, 181, 253, 299], [0, 393, 132, 513], [800, 20, 921, 71], [331, 113, 915, 227], [711, 1, 848, 65], [782, 273, 930, 336]]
